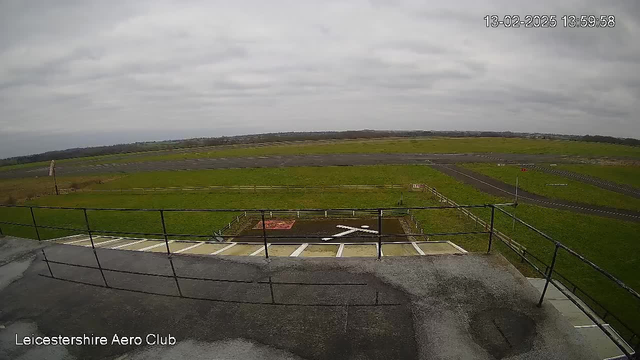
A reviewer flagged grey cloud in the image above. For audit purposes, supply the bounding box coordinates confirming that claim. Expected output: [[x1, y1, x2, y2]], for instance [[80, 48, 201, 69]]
[[0, 0, 639, 158]]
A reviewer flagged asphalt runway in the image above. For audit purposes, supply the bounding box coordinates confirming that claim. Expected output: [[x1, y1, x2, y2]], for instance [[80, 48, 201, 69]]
[[0, 152, 586, 179], [431, 164, 640, 222]]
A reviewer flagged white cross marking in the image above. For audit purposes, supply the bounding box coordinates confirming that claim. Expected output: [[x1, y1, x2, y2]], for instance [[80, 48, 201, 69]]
[[322, 225, 378, 241]]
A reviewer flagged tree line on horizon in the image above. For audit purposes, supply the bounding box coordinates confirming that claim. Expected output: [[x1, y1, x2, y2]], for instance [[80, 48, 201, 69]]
[[1, 130, 638, 166]]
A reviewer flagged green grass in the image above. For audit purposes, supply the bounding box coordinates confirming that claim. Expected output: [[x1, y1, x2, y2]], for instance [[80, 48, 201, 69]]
[[0, 174, 121, 203], [4, 137, 639, 172], [1, 164, 638, 338], [556, 164, 640, 189], [460, 163, 640, 211], [103, 137, 640, 164], [89, 165, 445, 189]]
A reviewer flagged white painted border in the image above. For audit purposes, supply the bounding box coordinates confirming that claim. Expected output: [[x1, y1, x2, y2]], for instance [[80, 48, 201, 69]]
[[336, 244, 345, 257], [139, 241, 173, 252], [46, 234, 84, 242], [63, 236, 92, 245], [175, 242, 204, 254], [412, 242, 426, 256], [290, 243, 308, 257], [211, 243, 236, 255], [250, 244, 271, 256], [446, 241, 468, 254], [88, 238, 123, 247], [112, 239, 146, 249]]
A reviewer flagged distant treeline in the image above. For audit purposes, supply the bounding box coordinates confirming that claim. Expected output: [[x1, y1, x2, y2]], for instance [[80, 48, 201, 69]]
[[1, 130, 639, 166]]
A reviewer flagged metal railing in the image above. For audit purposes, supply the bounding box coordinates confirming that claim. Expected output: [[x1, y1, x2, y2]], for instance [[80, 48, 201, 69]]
[[419, 185, 639, 358], [0, 204, 500, 255], [493, 206, 639, 358], [1, 202, 637, 358], [0, 203, 501, 309]]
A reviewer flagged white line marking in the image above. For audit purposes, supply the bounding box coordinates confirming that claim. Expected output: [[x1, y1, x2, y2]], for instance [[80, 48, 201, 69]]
[[250, 244, 271, 256], [412, 242, 426, 255], [47, 234, 84, 242], [175, 242, 204, 253], [323, 224, 379, 241], [447, 241, 468, 254], [211, 243, 236, 255], [336, 225, 378, 234], [573, 324, 599, 329], [111, 239, 147, 249], [63, 237, 91, 245], [89, 238, 123, 247], [139, 241, 173, 252], [336, 243, 345, 257], [291, 243, 308, 257]]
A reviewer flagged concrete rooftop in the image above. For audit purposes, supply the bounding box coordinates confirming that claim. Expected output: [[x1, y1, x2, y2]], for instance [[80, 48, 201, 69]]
[[0, 236, 598, 360]]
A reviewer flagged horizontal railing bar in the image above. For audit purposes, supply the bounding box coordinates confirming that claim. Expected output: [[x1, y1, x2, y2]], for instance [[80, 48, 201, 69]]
[[549, 278, 635, 358], [0, 204, 507, 212], [38, 274, 403, 308], [47, 230, 489, 240], [43, 260, 368, 286], [493, 205, 640, 302]]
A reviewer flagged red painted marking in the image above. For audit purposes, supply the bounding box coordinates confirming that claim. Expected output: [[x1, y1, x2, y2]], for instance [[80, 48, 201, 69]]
[[521, 168, 528, 172], [253, 220, 296, 230]]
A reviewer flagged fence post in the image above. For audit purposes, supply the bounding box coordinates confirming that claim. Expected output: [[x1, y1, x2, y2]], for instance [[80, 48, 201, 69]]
[[83, 208, 109, 287], [261, 211, 269, 259], [537, 243, 560, 307], [487, 206, 495, 253], [160, 210, 183, 297], [377, 209, 382, 260], [29, 207, 41, 241], [41, 249, 54, 277]]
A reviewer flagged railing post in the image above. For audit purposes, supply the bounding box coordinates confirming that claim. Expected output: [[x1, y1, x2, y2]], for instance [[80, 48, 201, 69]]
[[487, 206, 495, 253], [261, 211, 269, 259], [269, 276, 275, 304], [377, 209, 382, 260], [160, 210, 183, 297], [538, 243, 560, 307], [29, 207, 41, 241], [41, 249, 54, 277], [83, 208, 109, 287]]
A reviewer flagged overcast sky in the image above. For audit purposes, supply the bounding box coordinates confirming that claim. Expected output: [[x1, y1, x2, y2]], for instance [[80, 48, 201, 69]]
[[1, 0, 639, 158]]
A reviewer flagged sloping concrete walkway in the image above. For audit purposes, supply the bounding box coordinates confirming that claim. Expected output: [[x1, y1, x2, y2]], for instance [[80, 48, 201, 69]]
[[528, 278, 635, 359]]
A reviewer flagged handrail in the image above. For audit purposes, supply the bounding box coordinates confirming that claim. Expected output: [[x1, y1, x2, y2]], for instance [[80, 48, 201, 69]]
[[493, 205, 640, 302], [0, 204, 515, 212]]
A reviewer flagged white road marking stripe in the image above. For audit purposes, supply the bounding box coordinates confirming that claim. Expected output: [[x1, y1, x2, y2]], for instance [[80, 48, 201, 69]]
[[412, 242, 426, 255], [111, 239, 147, 249], [139, 241, 173, 252], [48, 234, 84, 242], [175, 242, 204, 253], [250, 244, 271, 256], [574, 324, 607, 328], [87, 238, 123, 247], [447, 241, 468, 254], [211, 243, 236, 255], [336, 243, 345, 257], [63, 237, 92, 245], [290, 243, 308, 257], [336, 225, 379, 234]]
